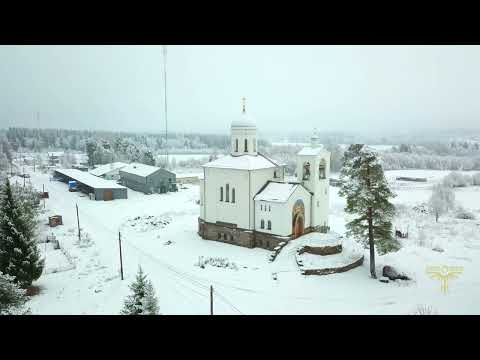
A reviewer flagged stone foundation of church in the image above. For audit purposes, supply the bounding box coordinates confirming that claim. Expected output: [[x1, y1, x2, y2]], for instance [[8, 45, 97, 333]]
[[198, 218, 320, 251]]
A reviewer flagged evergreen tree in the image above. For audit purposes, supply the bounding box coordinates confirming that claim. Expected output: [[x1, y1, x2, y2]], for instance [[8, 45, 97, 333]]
[[121, 266, 159, 315], [0, 272, 29, 315], [86, 140, 97, 167], [141, 151, 156, 166], [339, 144, 400, 279], [0, 179, 44, 288]]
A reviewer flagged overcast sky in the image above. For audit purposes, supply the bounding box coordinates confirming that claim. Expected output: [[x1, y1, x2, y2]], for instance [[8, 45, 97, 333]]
[[1, 45, 480, 135]]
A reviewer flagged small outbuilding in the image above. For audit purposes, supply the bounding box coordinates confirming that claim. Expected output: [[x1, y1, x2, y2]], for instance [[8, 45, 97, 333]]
[[89, 162, 128, 180], [53, 168, 128, 200], [119, 163, 177, 194]]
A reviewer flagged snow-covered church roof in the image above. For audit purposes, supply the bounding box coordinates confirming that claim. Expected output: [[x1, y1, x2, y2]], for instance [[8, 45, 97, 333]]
[[202, 153, 284, 170], [254, 181, 310, 203]]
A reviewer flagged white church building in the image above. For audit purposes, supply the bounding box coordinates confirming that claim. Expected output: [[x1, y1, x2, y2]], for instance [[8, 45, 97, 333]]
[[198, 102, 331, 250]]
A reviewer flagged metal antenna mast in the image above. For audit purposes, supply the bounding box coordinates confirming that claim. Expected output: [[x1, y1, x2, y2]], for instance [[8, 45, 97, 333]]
[[162, 45, 168, 168]]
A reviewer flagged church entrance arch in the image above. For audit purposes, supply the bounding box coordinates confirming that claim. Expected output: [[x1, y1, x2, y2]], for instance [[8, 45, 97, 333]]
[[292, 199, 305, 239]]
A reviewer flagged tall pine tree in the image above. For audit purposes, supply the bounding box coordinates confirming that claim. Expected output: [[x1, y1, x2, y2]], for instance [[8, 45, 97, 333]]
[[121, 266, 159, 315], [0, 179, 44, 288], [339, 144, 400, 279]]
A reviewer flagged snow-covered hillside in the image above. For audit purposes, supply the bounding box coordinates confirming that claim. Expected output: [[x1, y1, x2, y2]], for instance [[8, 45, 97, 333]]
[[15, 167, 480, 314]]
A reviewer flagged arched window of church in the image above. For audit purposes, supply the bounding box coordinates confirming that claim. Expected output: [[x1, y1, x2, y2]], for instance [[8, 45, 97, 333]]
[[244, 139, 248, 152], [267, 220, 271, 230], [269, 205, 271, 212], [319, 159, 326, 179], [261, 219, 265, 229], [253, 138, 256, 152], [220, 187, 223, 201], [274, 170, 277, 178], [260, 204, 263, 211], [226, 184, 230, 202], [232, 188, 235, 203], [235, 139, 239, 152], [302, 162, 311, 180]]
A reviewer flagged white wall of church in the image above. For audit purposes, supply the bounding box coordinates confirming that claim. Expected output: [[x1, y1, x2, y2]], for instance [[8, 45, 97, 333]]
[[249, 167, 283, 229], [231, 127, 257, 156], [255, 186, 311, 237], [202, 167, 251, 229]]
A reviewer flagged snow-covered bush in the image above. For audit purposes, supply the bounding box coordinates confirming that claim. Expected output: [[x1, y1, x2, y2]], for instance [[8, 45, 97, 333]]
[[443, 172, 472, 188], [411, 304, 437, 315], [0, 272, 29, 315], [417, 228, 428, 247], [455, 206, 476, 220], [195, 256, 238, 271]]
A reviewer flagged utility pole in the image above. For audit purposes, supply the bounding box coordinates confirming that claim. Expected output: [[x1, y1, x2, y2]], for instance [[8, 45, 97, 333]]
[[210, 285, 213, 315], [118, 232, 124, 280], [162, 45, 168, 169], [76, 203, 81, 243]]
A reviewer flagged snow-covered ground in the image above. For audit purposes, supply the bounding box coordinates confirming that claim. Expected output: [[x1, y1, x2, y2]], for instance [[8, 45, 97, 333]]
[[14, 167, 480, 314]]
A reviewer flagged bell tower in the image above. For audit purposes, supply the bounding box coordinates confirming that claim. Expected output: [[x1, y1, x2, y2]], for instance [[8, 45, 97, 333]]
[[296, 129, 330, 232], [231, 97, 258, 156]]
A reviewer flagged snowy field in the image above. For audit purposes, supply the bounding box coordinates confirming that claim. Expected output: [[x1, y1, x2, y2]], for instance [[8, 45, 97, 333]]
[[13, 167, 480, 314]]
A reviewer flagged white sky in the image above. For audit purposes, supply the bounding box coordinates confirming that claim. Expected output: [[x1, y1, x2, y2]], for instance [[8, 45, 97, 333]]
[[1, 45, 480, 134]]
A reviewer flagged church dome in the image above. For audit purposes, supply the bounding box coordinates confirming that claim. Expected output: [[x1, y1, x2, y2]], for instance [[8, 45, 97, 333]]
[[231, 113, 256, 129]]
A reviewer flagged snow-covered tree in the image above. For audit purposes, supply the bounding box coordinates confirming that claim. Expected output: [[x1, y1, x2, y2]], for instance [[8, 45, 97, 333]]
[[141, 151, 155, 166], [0, 272, 29, 315], [0, 179, 44, 288], [443, 171, 472, 188], [339, 144, 400, 279], [471, 172, 480, 186], [120, 266, 159, 315], [428, 184, 455, 222]]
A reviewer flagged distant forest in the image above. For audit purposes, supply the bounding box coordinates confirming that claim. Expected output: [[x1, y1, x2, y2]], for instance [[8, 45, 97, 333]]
[[2, 127, 480, 173]]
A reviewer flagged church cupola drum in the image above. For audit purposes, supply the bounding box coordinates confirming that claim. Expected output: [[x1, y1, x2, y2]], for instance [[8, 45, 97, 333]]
[[231, 97, 258, 156]]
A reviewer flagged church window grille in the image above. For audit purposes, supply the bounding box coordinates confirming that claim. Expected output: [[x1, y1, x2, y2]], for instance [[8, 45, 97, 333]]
[[232, 188, 235, 203], [267, 220, 271, 230], [269, 205, 271, 212], [220, 187, 223, 201], [260, 204, 263, 211], [226, 184, 230, 202], [274, 170, 277, 178], [223, 233, 227, 241], [244, 139, 248, 152], [261, 220, 265, 229], [235, 139, 239, 152]]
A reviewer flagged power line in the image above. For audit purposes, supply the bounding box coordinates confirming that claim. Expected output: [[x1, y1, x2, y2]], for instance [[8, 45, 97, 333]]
[[162, 45, 168, 168]]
